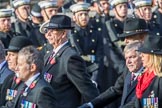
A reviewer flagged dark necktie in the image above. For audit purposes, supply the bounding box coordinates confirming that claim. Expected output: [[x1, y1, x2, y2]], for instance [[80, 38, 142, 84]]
[[130, 73, 136, 86], [12, 76, 21, 89], [16, 84, 27, 108]]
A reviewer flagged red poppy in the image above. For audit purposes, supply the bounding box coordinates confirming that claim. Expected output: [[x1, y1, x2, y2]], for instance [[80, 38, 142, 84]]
[[50, 58, 56, 65], [30, 83, 36, 89], [16, 78, 21, 84]]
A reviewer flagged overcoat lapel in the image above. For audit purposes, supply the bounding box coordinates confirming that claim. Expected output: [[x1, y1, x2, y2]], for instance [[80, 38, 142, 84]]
[[43, 43, 70, 73], [121, 73, 131, 105]]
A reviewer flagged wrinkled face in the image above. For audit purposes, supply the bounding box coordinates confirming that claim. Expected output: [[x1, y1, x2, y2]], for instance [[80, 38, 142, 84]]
[[73, 11, 89, 27], [42, 8, 58, 20], [45, 29, 64, 45], [100, 0, 110, 14], [140, 53, 150, 68], [124, 36, 142, 45], [139, 6, 152, 21], [16, 55, 31, 81], [6, 51, 18, 72], [16, 5, 30, 20], [114, 3, 128, 17], [124, 37, 135, 45], [0, 17, 11, 32], [125, 50, 142, 73]]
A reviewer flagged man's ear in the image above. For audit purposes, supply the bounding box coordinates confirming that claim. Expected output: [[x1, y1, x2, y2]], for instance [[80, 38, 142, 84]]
[[72, 15, 76, 22], [30, 63, 37, 72]]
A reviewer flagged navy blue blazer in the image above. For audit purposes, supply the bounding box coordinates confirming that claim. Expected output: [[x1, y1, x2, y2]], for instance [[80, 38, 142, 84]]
[[0, 61, 12, 84], [120, 72, 137, 107]]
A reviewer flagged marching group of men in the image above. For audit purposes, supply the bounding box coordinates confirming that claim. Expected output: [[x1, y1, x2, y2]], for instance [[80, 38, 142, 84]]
[[0, 0, 162, 108]]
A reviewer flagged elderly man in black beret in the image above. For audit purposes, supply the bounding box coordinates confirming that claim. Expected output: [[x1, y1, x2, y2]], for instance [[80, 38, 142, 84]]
[[1, 46, 57, 108], [0, 36, 33, 106], [41, 15, 99, 108], [0, 40, 12, 84]]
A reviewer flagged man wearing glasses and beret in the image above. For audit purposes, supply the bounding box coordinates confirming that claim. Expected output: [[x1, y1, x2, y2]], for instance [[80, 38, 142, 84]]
[[41, 15, 99, 108]]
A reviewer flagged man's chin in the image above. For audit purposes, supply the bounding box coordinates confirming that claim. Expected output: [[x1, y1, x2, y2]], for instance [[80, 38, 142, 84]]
[[128, 68, 134, 72], [2, 29, 10, 32]]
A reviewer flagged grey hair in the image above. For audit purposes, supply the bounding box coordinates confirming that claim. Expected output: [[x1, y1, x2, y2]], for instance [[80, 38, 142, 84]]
[[124, 41, 143, 56], [0, 40, 5, 60], [18, 46, 43, 72]]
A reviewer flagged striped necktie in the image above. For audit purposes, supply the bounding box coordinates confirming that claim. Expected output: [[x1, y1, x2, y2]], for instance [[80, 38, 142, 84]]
[[130, 73, 136, 86], [47, 51, 55, 64]]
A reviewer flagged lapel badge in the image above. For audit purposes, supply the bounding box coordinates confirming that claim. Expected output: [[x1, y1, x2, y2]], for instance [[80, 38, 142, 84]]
[[23, 91, 27, 97], [44, 72, 53, 83], [149, 90, 155, 98]]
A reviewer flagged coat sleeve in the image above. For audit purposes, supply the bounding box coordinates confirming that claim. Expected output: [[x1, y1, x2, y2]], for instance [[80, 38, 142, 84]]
[[66, 55, 100, 102], [90, 71, 127, 108], [37, 86, 58, 108]]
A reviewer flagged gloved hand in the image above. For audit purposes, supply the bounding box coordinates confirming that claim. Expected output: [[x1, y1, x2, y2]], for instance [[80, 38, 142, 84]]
[[78, 102, 93, 108]]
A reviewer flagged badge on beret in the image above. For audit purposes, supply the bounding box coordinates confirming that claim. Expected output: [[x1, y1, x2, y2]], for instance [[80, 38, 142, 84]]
[[21, 99, 36, 108], [44, 72, 53, 83]]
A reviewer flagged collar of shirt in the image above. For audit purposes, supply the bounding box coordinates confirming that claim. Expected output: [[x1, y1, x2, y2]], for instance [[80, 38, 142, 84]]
[[133, 67, 144, 80], [0, 60, 6, 70], [25, 72, 40, 91], [53, 41, 68, 55]]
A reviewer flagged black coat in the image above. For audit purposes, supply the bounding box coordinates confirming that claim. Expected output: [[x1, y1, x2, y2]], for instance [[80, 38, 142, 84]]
[[70, 23, 104, 83], [123, 76, 162, 108], [99, 18, 128, 93], [12, 19, 33, 38], [152, 9, 162, 36], [70, 24, 104, 65], [29, 23, 47, 47], [0, 73, 22, 106], [90, 70, 128, 108], [42, 43, 99, 108], [120, 72, 137, 107], [0, 31, 17, 49], [135, 76, 162, 108], [2, 75, 57, 108]]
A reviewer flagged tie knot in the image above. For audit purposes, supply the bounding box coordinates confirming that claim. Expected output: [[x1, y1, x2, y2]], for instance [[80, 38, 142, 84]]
[[130, 73, 136, 86], [131, 73, 136, 81], [22, 83, 27, 91], [51, 51, 55, 57], [47, 51, 55, 64]]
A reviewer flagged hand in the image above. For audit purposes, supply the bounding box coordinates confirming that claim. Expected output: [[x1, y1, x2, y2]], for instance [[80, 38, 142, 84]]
[[78, 103, 93, 108]]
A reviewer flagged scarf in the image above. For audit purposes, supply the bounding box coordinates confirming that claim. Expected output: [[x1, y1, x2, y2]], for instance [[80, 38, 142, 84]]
[[136, 70, 155, 99]]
